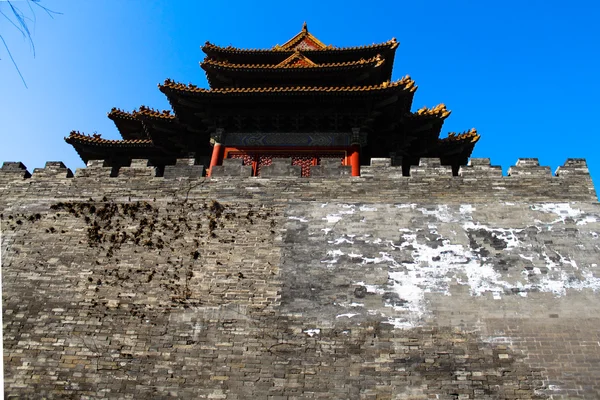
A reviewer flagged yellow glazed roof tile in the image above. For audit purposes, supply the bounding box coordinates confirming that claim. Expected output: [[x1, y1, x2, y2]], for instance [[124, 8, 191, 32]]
[[108, 106, 175, 121], [160, 75, 416, 94], [108, 107, 136, 120], [440, 128, 480, 144], [133, 105, 176, 120], [203, 38, 398, 53], [66, 131, 153, 146], [413, 104, 451, 119]]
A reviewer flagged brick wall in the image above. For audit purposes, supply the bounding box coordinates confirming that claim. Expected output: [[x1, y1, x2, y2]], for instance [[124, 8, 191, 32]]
[[1, 157, 599, 399]]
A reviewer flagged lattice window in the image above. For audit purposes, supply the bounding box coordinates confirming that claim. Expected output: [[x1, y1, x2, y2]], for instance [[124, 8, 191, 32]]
[[291, 156, 314, 177], [229, 153, 254, 166], [227, 151, 345, 177], [257, 155, 274, 176]]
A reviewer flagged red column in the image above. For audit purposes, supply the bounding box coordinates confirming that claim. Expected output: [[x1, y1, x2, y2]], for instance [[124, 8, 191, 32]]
[[350, 144, 360, 177], [208, 142, 222, 177]]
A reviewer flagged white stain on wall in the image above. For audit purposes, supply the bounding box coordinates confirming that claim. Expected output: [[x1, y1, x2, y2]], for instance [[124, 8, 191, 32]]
[[313, 202, 600, 328]]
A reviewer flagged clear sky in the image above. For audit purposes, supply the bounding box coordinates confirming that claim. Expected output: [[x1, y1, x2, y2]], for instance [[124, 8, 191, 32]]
[[1, 0, 599, 187]]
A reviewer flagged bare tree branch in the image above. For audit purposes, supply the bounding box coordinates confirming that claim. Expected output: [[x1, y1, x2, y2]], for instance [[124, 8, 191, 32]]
[[0, 0, 61, 88]]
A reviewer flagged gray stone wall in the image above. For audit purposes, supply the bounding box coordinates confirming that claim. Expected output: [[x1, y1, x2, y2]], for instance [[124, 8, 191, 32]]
[[1, 157, 599, 399]]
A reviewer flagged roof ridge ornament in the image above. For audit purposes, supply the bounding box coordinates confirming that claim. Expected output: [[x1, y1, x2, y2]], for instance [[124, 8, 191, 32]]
[[415, 104, 451, 118], [443, 128, 480, 143], [276, 22, 328, 51]]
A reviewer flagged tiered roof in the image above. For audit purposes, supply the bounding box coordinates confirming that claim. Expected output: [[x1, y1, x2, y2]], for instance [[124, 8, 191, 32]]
[[200, 23, 397, 88], [66, 23, 479, 171]]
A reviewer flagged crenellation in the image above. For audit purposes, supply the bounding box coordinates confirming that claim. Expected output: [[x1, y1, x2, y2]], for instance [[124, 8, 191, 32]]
[[259, 158, 301, 178], [163, 158, 205, 179], [0, 157, 595, 202], [515, 157, 541, 167], [555, 158, 591, 177], [369, 158, 392, 167], [507, 158, 552, 177], [32, 161, 74, 179], [466, 157, 493, 166], [117, 159, 157, 178], [310, 159, 351, 177], [459, 158, 503, 178], [417, 157, 442, 167], [129, 159, 150, 168], [0, 161, 31, 180], [211, 159, 253, 177], [360, 158, 405, 179], [74, 159, 112, 178], [410, 157, 453, 177]]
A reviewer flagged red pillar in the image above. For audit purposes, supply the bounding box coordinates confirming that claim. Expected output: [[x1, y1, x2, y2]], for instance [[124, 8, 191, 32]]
[[208, 142, 222, 177], [350, 144, 360, 177]]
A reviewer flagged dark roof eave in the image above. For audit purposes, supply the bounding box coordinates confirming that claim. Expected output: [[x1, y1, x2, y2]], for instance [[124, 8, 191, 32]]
[[200, 59, 383, 74], [436, 137, 479, 158], [201, 40, 398, 56], [159, 84, 416, 100], [65, 135, 155, 148]]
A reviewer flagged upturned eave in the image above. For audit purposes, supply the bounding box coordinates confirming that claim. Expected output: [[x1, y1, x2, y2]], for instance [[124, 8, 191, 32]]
[[201, 55, 384, 71], [159, 75, 416, 98], [65, 131, 154, 147], [202, 38, 398, 56]]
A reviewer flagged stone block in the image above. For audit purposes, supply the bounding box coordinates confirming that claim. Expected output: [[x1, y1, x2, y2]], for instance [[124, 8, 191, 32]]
[[0, 161, 31, 179], [260, 158, 301, 178], [360, 158, 404, 178], [32, 161, 73, 179], [370, 158, 392, 167], [75, 160, 112, 178], [507, 158, 551, 177], [418, 157, 442, 167], [468, 158, 492, 167], [555, 158, 591, 177], [118, 159, 156, 178], [515, 158, 540, 167], [459, 158, 503, 177], [211, 159, 252, 177], [310, 159, 351, 177], [164, 158, 205, 179], [410, 158, 452, 177]]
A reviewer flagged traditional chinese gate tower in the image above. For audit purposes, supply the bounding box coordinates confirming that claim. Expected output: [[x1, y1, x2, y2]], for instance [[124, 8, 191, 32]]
[[66, 23, 480, 177]]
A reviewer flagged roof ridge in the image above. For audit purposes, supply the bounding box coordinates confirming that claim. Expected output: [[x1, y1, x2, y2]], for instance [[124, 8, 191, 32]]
[[108, 107, 135, 119], [203, 38, 398, 53], [66, 131, 153, 145], [134, 105, 175, 119], [108, 106, 175, 121]]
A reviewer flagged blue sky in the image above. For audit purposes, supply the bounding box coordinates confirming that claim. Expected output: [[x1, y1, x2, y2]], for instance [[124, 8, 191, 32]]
[[1, 0, 599, 187]]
